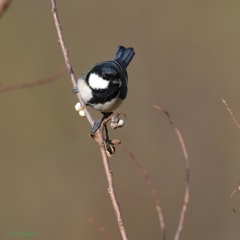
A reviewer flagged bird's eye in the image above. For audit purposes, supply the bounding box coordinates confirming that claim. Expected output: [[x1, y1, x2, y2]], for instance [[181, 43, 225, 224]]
[[102, 74, 107, 79]]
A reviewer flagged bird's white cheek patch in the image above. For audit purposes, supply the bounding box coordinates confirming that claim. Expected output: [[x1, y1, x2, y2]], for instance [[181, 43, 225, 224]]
[[88, 73, 109, 89]]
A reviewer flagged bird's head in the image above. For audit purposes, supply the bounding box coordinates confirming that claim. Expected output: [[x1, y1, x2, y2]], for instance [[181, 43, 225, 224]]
[[87, 62, 122, 90]]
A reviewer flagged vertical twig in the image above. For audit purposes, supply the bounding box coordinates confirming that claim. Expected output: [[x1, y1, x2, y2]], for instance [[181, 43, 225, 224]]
[[222, 97, 240, 129], [118, 144, 166, 240], [50, 1, 128, 239], [230, 183, 240, 213], [98, 137, 129, 240], [153, 105, 190, 240], [51, 0, 93, 126], [222, 98, 240, 212]]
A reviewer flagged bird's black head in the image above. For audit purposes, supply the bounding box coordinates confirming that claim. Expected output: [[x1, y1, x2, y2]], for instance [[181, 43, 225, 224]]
[[87, 62, 121, 90], [93, 62, 119, 81]]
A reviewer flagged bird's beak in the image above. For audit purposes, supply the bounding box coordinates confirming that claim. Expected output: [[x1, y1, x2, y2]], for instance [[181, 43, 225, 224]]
[[112, 79, 122, 86]]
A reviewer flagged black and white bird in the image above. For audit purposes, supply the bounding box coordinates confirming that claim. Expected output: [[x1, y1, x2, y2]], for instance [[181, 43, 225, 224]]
[[74, 46, 135, 135]]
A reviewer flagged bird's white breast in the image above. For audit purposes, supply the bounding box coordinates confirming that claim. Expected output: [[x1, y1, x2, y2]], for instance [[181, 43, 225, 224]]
[[77, 78, 92, 103], [92, 98, 122, 112]]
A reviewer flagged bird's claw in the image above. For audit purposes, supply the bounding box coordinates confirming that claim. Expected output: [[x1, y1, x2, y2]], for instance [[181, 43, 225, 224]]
[[90, 112, 113, 136], [72, 87, 79, 93], [90, 119, 103, 136]]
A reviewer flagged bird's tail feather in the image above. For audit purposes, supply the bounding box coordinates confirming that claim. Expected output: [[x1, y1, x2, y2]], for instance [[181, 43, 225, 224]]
[[114, 46, 135, 68]]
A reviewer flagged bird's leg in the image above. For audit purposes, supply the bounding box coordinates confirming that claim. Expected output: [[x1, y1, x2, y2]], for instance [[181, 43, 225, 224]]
[[104, 124, 110, 143], [90, 112, 113, 135], [103, 123, 116, 156]]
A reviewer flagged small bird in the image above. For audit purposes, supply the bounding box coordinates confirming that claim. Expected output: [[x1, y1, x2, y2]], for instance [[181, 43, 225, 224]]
[[74, 46, 135, 135]]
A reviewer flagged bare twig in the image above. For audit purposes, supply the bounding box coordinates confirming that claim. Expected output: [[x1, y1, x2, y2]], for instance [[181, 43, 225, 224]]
[[153, 105, 190, 240], [230, 183, 240, 213], [98, 140, 128, 240], [118, 144, 166, 240], [222, 97, 240, 129], [231, 183, 240, 213], [0, 0, 12, 18], [51, 0, 93, 126], [88, 218, 114, 240], [0, 67, 67, 93], [50, 1, 128, 239], [222, 98, 240, 212]]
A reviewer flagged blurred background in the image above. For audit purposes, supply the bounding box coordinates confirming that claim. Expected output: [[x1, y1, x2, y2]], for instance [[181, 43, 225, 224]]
[[1, 0, 240, 239]]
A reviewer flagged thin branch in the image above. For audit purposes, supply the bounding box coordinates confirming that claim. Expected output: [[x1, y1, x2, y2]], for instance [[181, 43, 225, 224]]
[[0, 0, 12, 18], [153, 105, 190, 240], [118, 144, 166, 240], [222, 98, 240, 212], [0, 67, 67, 93], [88, 218, 114, 240], [222, 97, 240, 129], [50, 1, 128, 239], [230, 183, 240, 213], [51, 0, 93, 125], [98, 137, 128, 240]]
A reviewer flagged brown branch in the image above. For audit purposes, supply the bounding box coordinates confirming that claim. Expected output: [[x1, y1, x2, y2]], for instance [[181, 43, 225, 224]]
[[0, 67, 67, 93], [153, 105, 190, 240], [118, 144, 166, 240], [230, 183, 240, 213], [50, 0, 94, 125], [0, 0, 12, 18], [88, 218, 114, 240], [222, 98, 240, 212], [98, 138, 128, 240], [50, 1, 128, 239], [222, 97, 240, 129]]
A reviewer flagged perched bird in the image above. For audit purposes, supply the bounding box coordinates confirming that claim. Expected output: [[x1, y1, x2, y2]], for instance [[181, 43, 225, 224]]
[[74, 46, 135, 135]]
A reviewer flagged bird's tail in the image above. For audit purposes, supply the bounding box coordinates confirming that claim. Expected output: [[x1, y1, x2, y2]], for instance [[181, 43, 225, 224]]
[[114, 46, 135, 68]]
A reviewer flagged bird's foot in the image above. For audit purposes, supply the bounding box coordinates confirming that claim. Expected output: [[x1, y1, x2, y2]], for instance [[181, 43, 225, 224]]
[[90, 112, 113, 136], [72, 87, 79, 93], [90, 119, 103, 136], [104, 140, 115, 157]]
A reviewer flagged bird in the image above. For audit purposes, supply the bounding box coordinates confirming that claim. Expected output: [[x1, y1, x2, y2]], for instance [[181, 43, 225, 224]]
[[73, 46, 135, 135]]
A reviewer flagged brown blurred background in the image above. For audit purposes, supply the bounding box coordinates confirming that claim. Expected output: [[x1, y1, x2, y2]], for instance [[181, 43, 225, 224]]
[[1, 0, 240, 239]]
